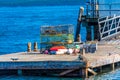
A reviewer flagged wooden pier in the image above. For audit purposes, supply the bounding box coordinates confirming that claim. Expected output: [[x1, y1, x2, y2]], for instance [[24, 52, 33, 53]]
[[0, 43, 120, 77], [84, 43, 120, 77]]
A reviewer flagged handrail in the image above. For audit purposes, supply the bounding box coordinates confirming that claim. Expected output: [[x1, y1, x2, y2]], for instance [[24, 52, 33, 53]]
[[86, 3, 120, 5]]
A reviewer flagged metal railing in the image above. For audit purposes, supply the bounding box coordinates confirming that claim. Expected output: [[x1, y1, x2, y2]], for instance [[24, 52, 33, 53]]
[[86, 3, 120, 18], [98, 14, 120, 40]]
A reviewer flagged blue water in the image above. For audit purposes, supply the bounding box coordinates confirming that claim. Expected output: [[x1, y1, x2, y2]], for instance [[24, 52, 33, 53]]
[[0, 5, 120, 79], [0, 69, 120, 80], [0, 6, 86, 54]]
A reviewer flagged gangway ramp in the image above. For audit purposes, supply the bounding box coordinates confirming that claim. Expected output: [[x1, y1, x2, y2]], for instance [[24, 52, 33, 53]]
[[98, 14, 120, 40]]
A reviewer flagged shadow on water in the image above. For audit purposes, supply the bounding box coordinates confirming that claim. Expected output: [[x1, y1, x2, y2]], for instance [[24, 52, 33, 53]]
[[0, 75, 84, 80], [88, 66, 120, 80], [0, 67, 120, 80]]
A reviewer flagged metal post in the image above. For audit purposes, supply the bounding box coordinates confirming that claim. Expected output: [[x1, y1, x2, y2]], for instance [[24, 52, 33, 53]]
[[109, 4, 112, 17], [86, 25, 92, 41], [86, 3, 89, 17], [91, 26, 94, 40]]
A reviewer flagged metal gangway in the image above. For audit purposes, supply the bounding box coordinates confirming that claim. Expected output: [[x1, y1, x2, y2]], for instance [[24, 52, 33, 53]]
[[98, 14, 120, 40]]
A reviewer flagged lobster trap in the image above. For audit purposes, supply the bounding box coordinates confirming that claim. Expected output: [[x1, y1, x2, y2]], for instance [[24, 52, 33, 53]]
[[40, 24, 74, 49]]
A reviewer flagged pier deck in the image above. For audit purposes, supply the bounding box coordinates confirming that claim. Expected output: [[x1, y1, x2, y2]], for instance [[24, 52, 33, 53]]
[[0, 52, 85, 70], [0, 43, 120, 77], [0, 43, 120, 68], [0, 52, 79, 62], [84, 44, 120, 68]]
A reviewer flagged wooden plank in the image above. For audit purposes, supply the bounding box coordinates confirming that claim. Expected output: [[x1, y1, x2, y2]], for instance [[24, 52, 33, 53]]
[[0, 61, 85, 69], [59, 69, 78, 76], [0, 53, 80, 62], [88, 68, 97, 75]]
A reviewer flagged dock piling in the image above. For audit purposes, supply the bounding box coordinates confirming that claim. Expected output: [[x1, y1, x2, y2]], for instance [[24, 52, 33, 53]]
[[112, 58, 115, 71], [82, 48, 85, 56], [112, 63, 115, 71], [17, 69, 22, 76], [85, 61, 89, 78], [34, 42, 38, 52], [27, 42, 31, 52], [100, 66, 102, 73]]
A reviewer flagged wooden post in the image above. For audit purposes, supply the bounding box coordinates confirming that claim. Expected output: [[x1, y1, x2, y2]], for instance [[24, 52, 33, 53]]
[[85, 68, 88, 78], [27, 42, 31, 52], [100, 66, 102, 73], [79, 68, 82, 77], [112, 63, 115, 71], [77, 34, 81, 42], [85, 61, 89, 78], [87, 68, 97, 75], [18, 69, 22, 76], [112, 57, 115, 71], [82, 48, 85, 56], [81, 69, 85, 78], [34, 42, 38, 52]]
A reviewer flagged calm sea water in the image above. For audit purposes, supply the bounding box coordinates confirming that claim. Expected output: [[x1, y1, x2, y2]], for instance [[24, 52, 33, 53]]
[[0, 6, 120, 79], [0, 6, 87, 54]]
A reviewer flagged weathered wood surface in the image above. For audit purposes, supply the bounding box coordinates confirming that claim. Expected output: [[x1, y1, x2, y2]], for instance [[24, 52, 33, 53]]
[[87, 68, 97, 75], [0, 52, 85, 69], [0, 61, 85, 69], [84, 44, 120, 68], [59, 68, 79, 76], [0, 52, 80, 62], [0, 44, 120, 70]]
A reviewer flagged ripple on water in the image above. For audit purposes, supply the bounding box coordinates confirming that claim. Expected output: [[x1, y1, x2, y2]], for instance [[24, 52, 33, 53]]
[[90, 69, 120, 80]]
